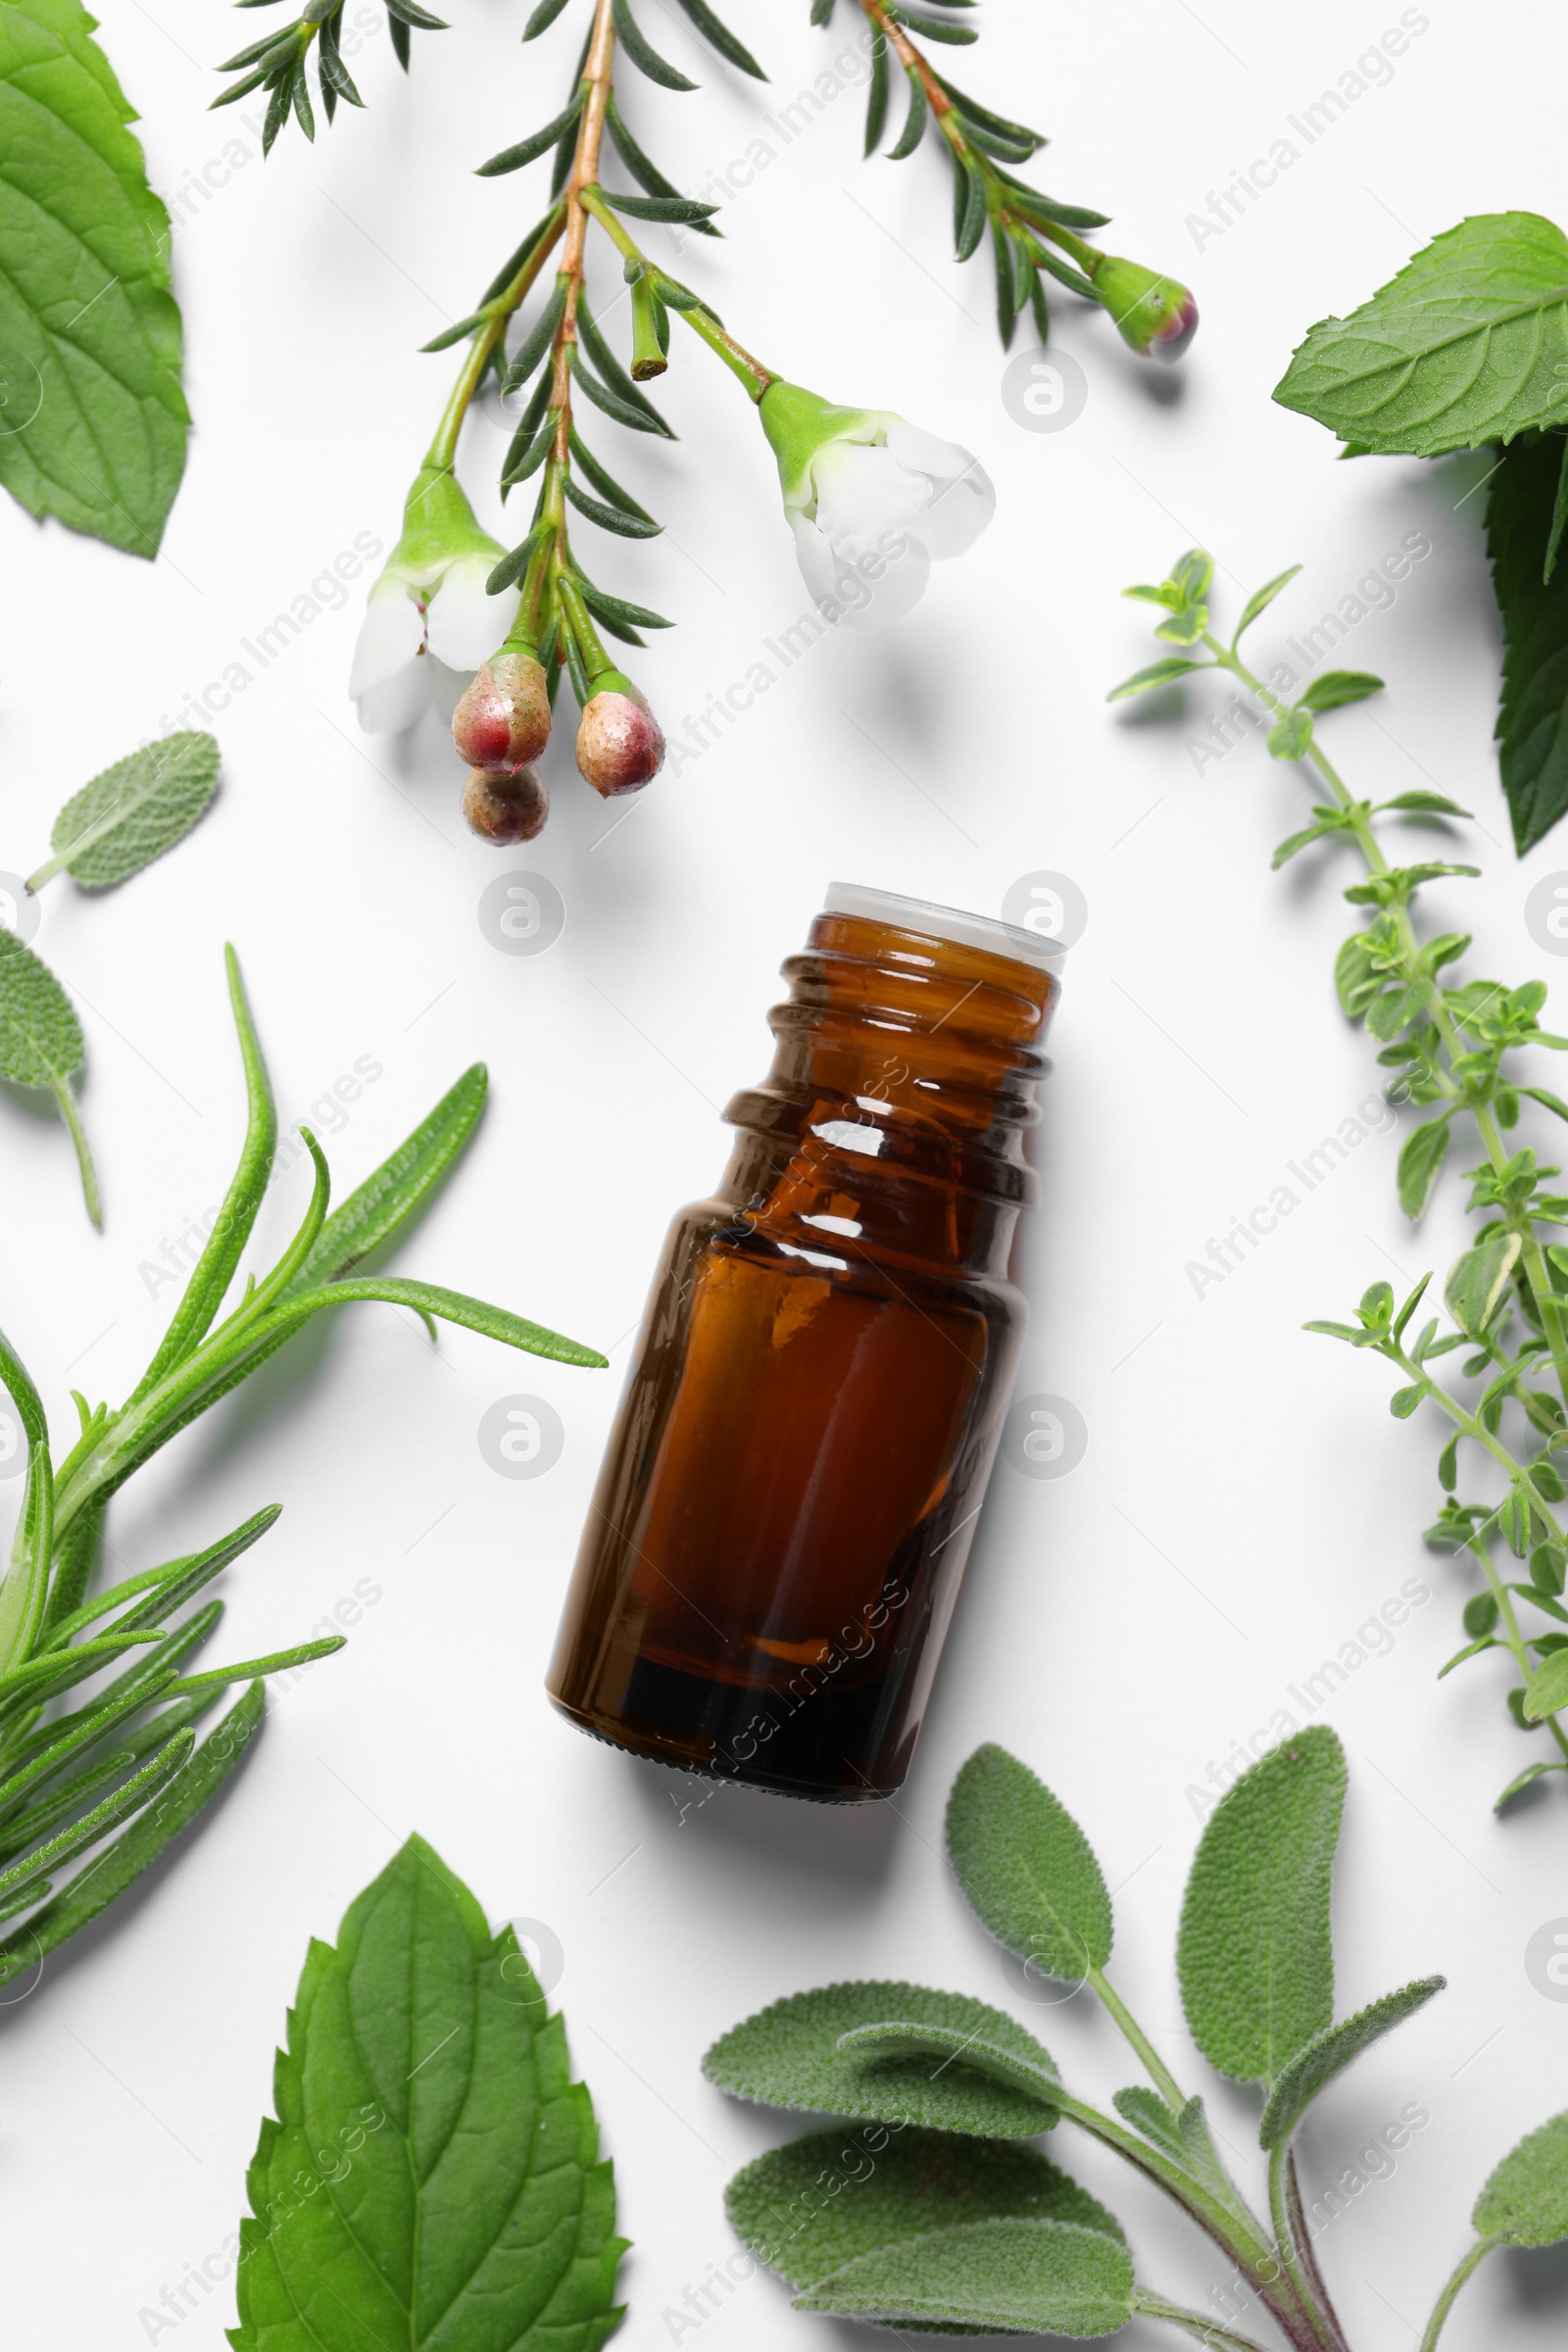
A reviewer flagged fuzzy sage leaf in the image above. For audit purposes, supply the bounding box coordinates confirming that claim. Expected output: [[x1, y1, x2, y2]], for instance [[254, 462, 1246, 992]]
[[26, 733, 219, 894], [946, 1740, 1111, 1979], [1257, 1977, 1446, 2151]]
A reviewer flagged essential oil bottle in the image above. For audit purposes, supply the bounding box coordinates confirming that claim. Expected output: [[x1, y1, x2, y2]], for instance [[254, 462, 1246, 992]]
[[547, 884, 1061, 1801]]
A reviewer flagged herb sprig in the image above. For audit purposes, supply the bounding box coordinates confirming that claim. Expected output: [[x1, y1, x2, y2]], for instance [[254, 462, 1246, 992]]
[[0, 948, 603, 1993], [709, 1736, 1568, 2348], [1110, 551, 1568, 1809]]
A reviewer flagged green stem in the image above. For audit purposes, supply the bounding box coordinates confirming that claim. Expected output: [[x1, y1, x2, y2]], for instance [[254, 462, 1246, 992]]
[[422, 202, 568, 473], [50, 1078, 100, 1232], [577, 185, 776, 400], [1418, 2235, 1501, 2352], [1132, 2295, 1271, 2352], [1267, 2144, 1336, 2350], [1285, 2150, 1350, 2352], [1086, 1963, 1187, 2111]]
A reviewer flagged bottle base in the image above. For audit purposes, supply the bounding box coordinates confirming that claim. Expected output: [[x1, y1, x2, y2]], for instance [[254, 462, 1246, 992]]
[[546, 1679, 906, 1804]]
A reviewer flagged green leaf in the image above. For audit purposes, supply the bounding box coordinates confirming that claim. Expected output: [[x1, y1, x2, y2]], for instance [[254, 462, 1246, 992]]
[[1111, 2089, 1230, 2198], [726, 2128, 1122, 2292], [887, 63, 926, 158], [671, 0, 765, 78], [1268, 708, 1315, 760], [1177, 1726, 1346, 2085], [611, 0, 696, 89], [953, 151, 986, 264], [1297, 669, 1385, 712], [1105, 657, 1206, 703], [523, 0, 571, 34], [702, 1982, 1059, 2137], [0, 1725, 192, 1905], [0, 0, 187, 554], [503, 275, 567, 392], [286, 1064, 486, 1294], [1273, 214, 1568, 458], [1397, 1115, 1451, 1218], [1523, 1646, 1568, 1719], [863, 20, 888, 150], [597, 188, 716, 224], [1153, 606, 1208, 646], [1496, 1760, 1564, 1809], [1546, 433, 1568, 586], [0, 1680, 263, 1988], [229, 1834, 627, 2349], [1473, 2111, 1568, 2244], [1335, 931, 1382, 1017], [564, 473, 661, 537], [1445, 1231, 1522, 1338], [476, 87, 587, 176], [575, 296, 673, 434], [1233, 564, 1302, 643], [604, 95, 718, 237], [27, 731, 219, 892], [1258, 1977, 1445, 2151], [1486, 428, 1568, 852], [1379, 790, 1473, 817], [0, 930, 98, 1225], [793, 2219, 1135, 2336], [945, 1742, 1111, 1980]]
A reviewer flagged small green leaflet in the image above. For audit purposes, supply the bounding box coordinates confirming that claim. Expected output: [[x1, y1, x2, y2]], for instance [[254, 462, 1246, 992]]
[[0, 932, 99, 1226], [1257, 1976, 1445, 2150], [229, 1836, 627, 2352], [792, 2219, 1136, 2337], [27, 732, 220, 892], [0, 0, 188, 554], [1486, 431, 1568, 853], [1473, 2110, 1568, 2246], [1273, 214, 1568, 458]]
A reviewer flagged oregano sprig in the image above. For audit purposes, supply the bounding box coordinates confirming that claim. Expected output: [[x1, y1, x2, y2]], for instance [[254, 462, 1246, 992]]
[[1110, 551, 1568, 1809], [708, 1736, 1568, 2349]]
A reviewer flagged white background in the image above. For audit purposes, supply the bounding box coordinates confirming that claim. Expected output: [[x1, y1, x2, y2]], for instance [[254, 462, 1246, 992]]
[[2, 0, 1566, 2343]]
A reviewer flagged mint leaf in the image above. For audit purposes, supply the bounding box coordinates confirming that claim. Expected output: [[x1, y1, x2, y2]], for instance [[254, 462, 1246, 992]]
[[28, 731, 219, 892], [726, 2126, 1122, 2292], [792, 2218, 1135, 2336], [0, 0, 187, 554], [1473, 2110, 1568, 2245], [702, 1982, 1059, 2137], [0, 930, 99, 1225], [1177, 1726, 1346, 2085], [1257, 1976, 1446, 2150], [1487, 431, 1568, 851], [230, 1835, 627, 2351], [945, 1742, 1111, 1980], [1273, 214, 1568, 457]]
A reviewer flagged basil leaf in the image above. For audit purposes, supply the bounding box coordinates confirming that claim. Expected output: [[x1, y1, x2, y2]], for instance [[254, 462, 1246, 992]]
[[28, 732, 219, 892], [1273, 213, 1568, 458], [0, 0, 187, 553], [1486, 430, 1568, 852], [230, 1835, 627, 2349]]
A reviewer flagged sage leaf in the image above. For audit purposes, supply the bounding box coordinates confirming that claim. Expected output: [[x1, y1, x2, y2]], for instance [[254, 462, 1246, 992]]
[[726, 2127, 1121, 2292], [0, 931, 99, 1226], [229, 1835, 627, 2349], [702, 1981, 1059, 2137], [1177, 1725, 1346, 2085], [792, 2218, 1135, 2337], [1273, 214, 1568, 458], [946, 1741, 1111, 1980], [1473, 2110, 1568, 2244], [27, 732, 219, 893], [0, 0, 188, 553], [1257, 1977, 1446, 2151], [1486, 430, 1568, 852]]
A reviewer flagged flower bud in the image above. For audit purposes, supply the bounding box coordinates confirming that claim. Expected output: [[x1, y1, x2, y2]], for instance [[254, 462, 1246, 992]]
[[462, 763, 549, 844], [1092, 257, 1200, 362], [451, 649, 552, 774], [574, 672, 664, 797]]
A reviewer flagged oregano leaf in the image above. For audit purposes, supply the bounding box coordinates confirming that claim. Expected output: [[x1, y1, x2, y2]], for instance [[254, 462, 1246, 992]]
[[1257, 1977, 1446, 2151], [1523, 1646, 1568, 1720], [1273, 214, 1568, 458], [1445, 1231, 1521, 1339], [1473, 2110, 1568, 2245], [28, 731, 219, 892], [945, 1741, 1111, 1980], [229, 1834, 628, 2350], [702, 1982, 1059, 2137], [725, 2127, 1122, 2293], [792, 2218, 1136, 2337], [1397, 1114, 1450, 1218], [1297, 669, 1385, 712], [1177, 1726, 1346, 2086], [1232, 564, 1302, 642], [0, 0, 188, 554]]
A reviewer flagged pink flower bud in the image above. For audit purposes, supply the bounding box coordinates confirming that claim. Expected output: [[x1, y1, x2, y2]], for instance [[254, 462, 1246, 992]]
[[462, 763, 549, 844], [574, 675, 664, 798], [452, 650, 551, 774]]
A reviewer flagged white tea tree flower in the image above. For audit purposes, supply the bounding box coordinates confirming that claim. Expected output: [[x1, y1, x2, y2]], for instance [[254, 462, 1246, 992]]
[[760, 383, 996, 627], [349, 466, 519, 735]]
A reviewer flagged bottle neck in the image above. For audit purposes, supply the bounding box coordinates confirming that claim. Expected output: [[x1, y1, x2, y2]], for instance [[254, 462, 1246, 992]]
[[721, 910, 1056, 1282]]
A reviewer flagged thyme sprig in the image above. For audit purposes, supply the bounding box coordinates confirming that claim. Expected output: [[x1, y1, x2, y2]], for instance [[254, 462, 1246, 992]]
[[1111, 551, 1568, 1806]]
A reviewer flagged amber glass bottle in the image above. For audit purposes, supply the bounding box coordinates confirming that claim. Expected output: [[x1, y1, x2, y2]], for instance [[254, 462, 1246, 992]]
[[547, 885, 1061, 1801]]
